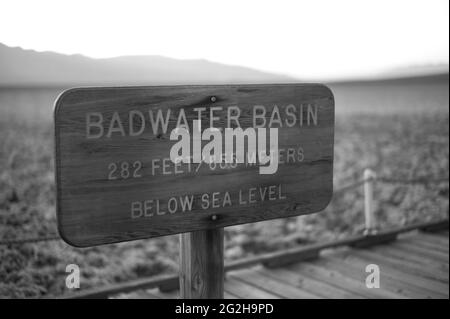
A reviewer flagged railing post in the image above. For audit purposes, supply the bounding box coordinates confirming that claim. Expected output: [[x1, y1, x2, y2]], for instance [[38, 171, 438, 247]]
[[363, 168, 377, 235]]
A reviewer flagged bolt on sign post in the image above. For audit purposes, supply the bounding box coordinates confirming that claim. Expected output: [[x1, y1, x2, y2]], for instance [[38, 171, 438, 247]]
[[54, 84, 335, 298]]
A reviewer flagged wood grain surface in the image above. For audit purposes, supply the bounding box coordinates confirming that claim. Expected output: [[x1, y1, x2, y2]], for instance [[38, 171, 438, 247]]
[[54, 84, 334, 246], [180, 228, 224, 298]]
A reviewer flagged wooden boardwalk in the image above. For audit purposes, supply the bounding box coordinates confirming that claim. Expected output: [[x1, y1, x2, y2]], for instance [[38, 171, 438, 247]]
[[113, 228, 449, 299]]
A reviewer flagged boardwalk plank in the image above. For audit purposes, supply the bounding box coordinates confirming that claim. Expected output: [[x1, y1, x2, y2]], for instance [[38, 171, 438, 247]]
[[392, 241, 449, 262], [224, 276, 281, 299], [137, 288, 238, 299], [81, 228, 449, 299], [333, 251, 449, 297], [231, 267, 320, 299], [112, 289, 161, 299], [316, 253, 437, 299], [406, 236, 449, 253], [329, 252, 448, 298], [269, 264, 365, 298], [418, 232, 449, 246], [372, 245, 449, 273], [436, 231, 449, 238], [146, 287, 180, 299], [352, 248, 449, 283], [282, 261, 405, 299], [224, 292, 240, 299]]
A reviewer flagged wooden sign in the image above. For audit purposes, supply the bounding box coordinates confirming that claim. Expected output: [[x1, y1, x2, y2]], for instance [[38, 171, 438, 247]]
[[54, 84, 334, 247]]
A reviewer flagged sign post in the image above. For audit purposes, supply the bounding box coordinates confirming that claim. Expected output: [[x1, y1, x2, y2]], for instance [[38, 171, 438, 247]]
[[54, 84, 334, 298], [180, 228, 224, 298]]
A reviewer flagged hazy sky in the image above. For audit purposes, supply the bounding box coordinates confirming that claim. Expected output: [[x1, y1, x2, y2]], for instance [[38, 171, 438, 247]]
[[1, 0, 448, 79]]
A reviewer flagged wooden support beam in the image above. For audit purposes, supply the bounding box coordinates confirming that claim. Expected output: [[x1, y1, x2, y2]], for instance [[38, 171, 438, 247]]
[[180, 228, 224, 299]]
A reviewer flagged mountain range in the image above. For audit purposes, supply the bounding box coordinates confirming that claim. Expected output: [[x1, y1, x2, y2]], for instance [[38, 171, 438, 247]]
[[0, 43, 294, 87], [0, 43, 448, 87]]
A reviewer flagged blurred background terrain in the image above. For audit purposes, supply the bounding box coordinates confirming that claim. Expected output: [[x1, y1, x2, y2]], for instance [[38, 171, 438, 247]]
[[0, 43, 448, 298]]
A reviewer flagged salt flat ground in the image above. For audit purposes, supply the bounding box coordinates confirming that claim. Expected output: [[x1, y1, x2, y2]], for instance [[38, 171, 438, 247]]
[[0, 76, 448, 298]]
